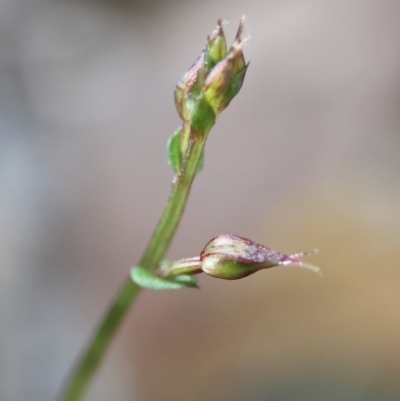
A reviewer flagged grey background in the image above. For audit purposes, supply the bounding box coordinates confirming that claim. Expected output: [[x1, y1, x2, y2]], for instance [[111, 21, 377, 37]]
[[1, 0, 400, 400]]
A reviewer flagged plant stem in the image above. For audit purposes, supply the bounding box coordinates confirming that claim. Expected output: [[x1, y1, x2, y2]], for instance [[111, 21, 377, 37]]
[[58, 280, 141, 401], [158, 257, 202, 277], [139, 130, 207, 271], [58, 130, 207, 401]]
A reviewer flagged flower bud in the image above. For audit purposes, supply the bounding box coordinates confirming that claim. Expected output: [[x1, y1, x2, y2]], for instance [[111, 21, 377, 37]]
[[200, 234, 319, 280], [227, 15, 247, 76], [203, 57, 233, 113], [174, 51, 206, 122], [206, 19, 228, 67], [203, 17, 249, 116], [174, 17, 249, 131]]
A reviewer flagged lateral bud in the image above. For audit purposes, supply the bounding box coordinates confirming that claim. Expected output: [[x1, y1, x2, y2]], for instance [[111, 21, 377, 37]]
[[200, 234, 320, 280]]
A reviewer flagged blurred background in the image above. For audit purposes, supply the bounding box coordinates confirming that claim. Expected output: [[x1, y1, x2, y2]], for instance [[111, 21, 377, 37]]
[[2, 0, 400, 400]]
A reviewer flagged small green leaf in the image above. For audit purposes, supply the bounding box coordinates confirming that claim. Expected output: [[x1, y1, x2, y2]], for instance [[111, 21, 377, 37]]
[[167, 128, 182, 173], [190, 96, 216, 134], [168, 127, 205, 175], [130, 266, 199, 290], [221, 65, 248, 108]]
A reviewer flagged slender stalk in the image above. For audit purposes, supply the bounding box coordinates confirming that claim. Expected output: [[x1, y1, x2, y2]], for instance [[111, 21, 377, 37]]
[[139, 131, 207, 271], [157, 257, 202, 277], [58, 130, 207, 401], [57, 280, 141, 401]]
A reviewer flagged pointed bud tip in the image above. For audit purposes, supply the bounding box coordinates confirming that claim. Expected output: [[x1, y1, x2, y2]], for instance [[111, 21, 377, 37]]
[[292, 261, 323, 276], [209, 18, 229, 41], [279, 249, 322, 276], [234, 15, 252, 43], [235, 15, 245, 40]]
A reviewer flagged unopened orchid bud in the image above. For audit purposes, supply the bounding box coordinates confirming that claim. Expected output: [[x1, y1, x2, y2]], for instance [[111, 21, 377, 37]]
[[200, 234, 319, 280], [206, 19, 228, 67], [227, 15, 247, 75], [174, 52, 206, 122], [203, 17, 249, 116], [174, 16, 249, 130], [168, 17, 249, 174], [214, 16, 249, 114], [203, 57, 233, 115]]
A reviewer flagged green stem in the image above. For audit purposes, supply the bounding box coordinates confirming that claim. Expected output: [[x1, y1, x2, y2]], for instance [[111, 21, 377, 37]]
[[58, 130, 207, 401], [157, 257, 202, 277], [58, 280, 141, 401], [139, 131, 207, 271]]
